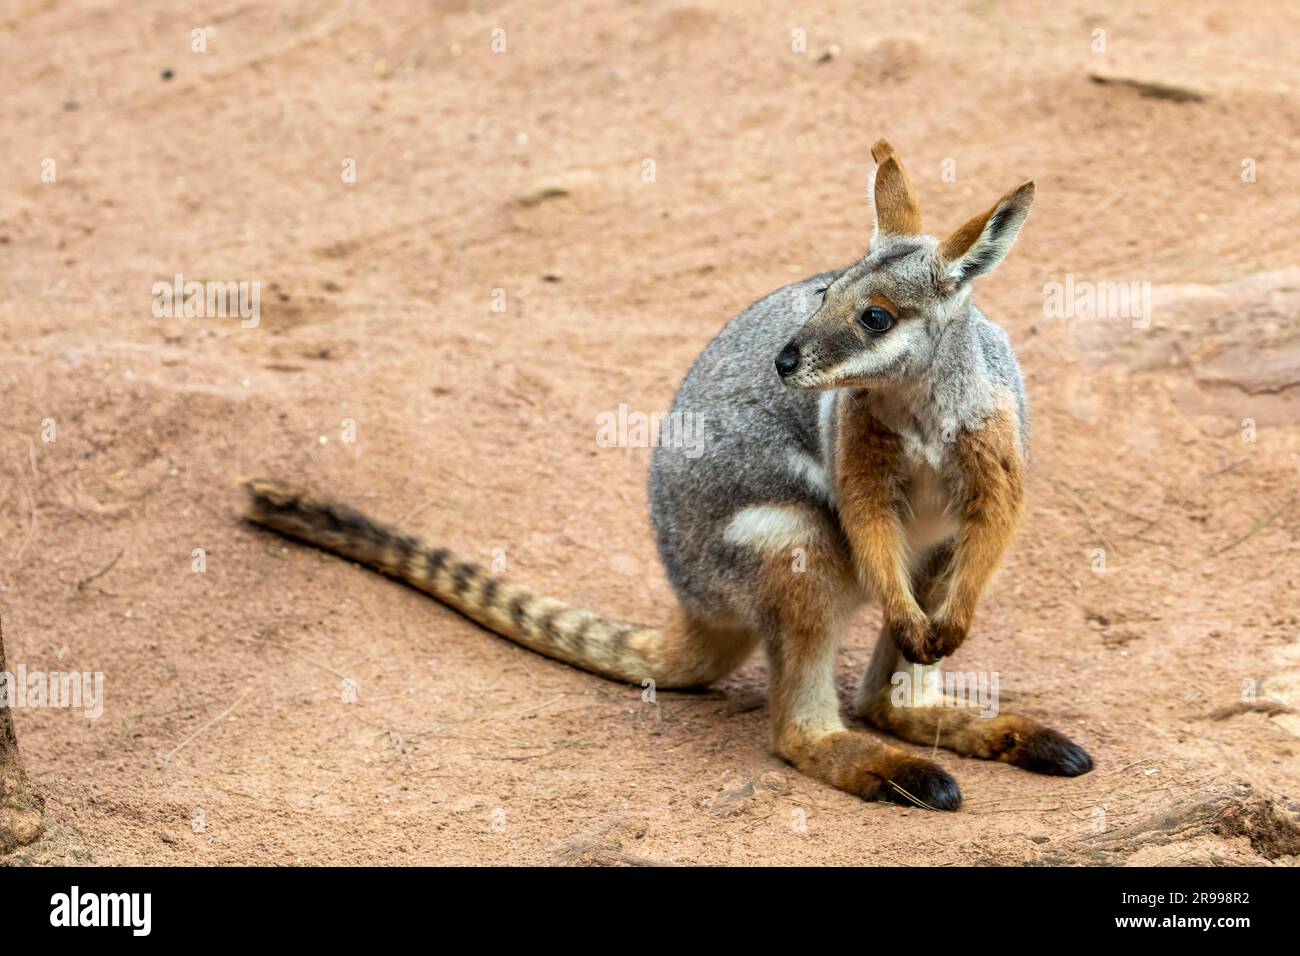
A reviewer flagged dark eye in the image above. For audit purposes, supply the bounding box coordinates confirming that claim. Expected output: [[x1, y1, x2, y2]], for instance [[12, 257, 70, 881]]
[[859, 306, 893, 333]]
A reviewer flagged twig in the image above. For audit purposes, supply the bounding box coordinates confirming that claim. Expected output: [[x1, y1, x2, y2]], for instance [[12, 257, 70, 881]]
[[230, 633, 354, 681], [1047, 477, 1117, 556], [1087, 72, 1207, 103], [1207, 492, 1296, 558], [68, 547, 124, 595], [395, 497, 445, 526], [1202, 459, 1246, 481], [162, 687, 252, 766], [11, 482, 36, 563], [970, 802, 1065, 814], [885, 779, 941, 811], [509, 693, 569, 718]]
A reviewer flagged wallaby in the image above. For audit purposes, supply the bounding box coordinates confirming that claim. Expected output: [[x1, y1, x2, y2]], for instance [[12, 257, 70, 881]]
[[243, 140, 1092, 811]]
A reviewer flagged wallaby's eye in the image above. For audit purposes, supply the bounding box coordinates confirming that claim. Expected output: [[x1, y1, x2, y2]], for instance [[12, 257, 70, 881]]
[[859, 306, 893, 333]]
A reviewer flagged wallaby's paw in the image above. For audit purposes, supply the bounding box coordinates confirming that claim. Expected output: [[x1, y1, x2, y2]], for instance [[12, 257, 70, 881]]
[[925, 617, 968, 660], [1001, 727, 1093, 776], [888, 617, 941, 665], [889, 616, 970, 665], [879, 758, 962, 811]]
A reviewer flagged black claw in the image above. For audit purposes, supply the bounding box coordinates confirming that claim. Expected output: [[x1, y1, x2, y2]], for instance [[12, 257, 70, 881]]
[[883, 762, 963, 811], [1015, 729, 1094, 777]]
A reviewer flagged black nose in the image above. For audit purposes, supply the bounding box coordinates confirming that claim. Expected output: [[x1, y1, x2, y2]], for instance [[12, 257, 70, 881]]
[[775, 344, 800, 378]]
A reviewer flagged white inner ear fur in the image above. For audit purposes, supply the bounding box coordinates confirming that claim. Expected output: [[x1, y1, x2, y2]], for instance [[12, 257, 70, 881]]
[[866, 161, 890, 246]]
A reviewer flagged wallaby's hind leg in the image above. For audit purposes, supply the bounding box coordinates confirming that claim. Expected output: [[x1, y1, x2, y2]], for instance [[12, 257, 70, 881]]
[[747, 506, 961, 810], [853, 551, 1093, 776]]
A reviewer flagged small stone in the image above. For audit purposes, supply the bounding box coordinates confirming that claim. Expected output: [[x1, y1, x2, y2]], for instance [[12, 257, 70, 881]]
[[518, 183, 570, 207]]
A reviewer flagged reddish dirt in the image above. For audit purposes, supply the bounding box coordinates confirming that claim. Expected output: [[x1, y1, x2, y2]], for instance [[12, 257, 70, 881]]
[[2, 0, 1298, 865]]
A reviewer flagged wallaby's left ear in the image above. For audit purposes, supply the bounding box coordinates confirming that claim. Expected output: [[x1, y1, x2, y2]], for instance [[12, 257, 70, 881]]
[[939, 181, 1035, 286], [869, 139, 922, 240]]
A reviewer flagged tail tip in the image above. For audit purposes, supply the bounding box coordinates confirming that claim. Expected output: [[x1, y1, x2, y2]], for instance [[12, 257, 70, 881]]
[[239, 476, 303, 520]]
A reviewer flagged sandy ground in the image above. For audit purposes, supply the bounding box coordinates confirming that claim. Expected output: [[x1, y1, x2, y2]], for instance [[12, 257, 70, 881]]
[[2, 0, 1299, 866]]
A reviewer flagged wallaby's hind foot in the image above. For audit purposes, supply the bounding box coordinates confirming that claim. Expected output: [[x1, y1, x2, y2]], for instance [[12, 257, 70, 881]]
[[854, 657, 1093, 778], [994, 722, 1092, 776], [883, 754, 963, 810], [861, 693, 1092, 777], [778, 728, 962, 810]]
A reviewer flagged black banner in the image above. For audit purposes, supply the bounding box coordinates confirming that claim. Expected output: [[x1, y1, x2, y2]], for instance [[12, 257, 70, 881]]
[[0, 865, 1284, 941]]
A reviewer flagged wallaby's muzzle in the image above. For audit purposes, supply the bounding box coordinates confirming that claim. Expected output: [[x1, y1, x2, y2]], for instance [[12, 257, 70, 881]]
[[776, 312, 865, 390], [774, 342, 801, 379]]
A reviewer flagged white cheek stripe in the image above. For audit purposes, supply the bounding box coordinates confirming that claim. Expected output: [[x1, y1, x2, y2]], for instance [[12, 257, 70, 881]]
[[830, 322, 915, 381]]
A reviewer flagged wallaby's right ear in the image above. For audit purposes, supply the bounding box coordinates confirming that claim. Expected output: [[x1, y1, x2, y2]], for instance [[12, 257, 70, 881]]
[[939, 181, 1035, 287]]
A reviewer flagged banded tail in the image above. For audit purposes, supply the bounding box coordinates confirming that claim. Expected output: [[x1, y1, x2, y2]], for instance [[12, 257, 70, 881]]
[[240, 479, 734, 688]]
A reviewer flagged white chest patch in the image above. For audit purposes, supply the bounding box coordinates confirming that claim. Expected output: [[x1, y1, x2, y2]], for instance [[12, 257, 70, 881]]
[[893, 415, 950, 473]]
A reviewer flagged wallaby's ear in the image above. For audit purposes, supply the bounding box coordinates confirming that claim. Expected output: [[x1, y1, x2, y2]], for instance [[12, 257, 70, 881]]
[[939, 181, 1035, 286], [869, 139, 922, 240]]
